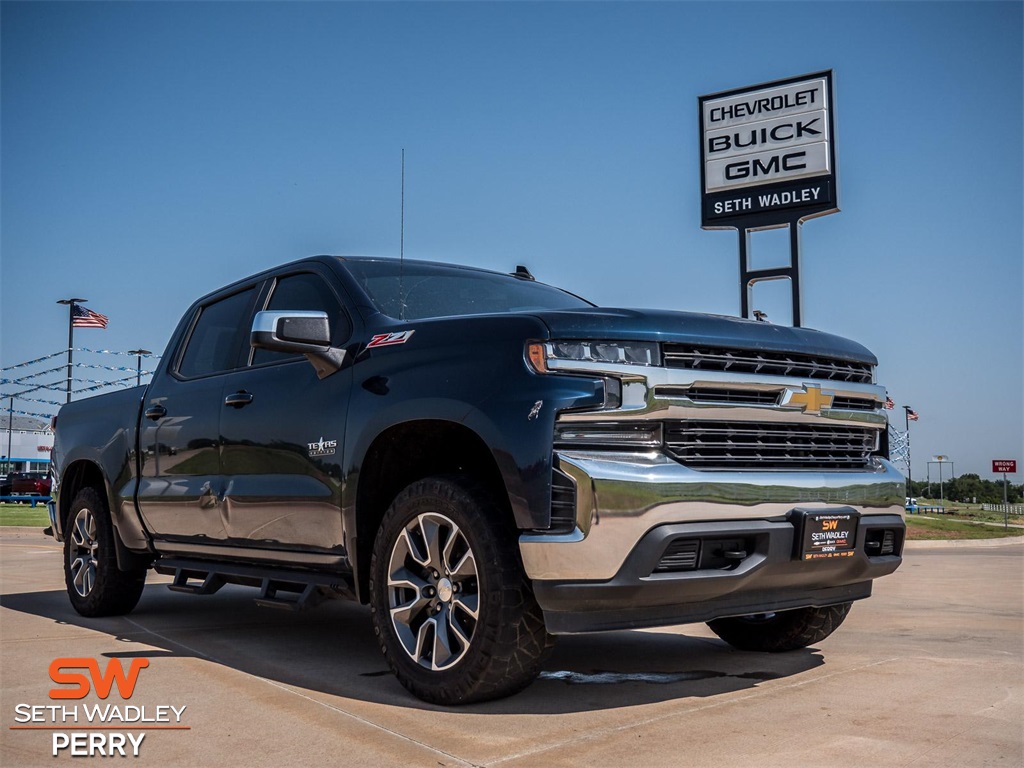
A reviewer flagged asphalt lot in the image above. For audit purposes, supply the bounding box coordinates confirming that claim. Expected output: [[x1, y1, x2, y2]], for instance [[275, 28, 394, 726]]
[[2, 527, 1021, 767]]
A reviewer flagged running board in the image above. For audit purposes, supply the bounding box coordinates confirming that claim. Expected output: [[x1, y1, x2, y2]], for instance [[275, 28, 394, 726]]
[[154, 557, 356, 611]]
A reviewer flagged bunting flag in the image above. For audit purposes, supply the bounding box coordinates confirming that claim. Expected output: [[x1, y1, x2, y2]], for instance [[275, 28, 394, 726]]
[[72, 305, 108, 329]]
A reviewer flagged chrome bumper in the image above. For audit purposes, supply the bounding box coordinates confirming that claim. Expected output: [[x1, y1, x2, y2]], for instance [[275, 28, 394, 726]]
[[519, 450, 905, 581]]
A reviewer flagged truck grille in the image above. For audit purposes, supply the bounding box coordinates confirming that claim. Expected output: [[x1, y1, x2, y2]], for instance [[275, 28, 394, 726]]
[[663, 345, 873, 384], [663, 420, 878, 470]]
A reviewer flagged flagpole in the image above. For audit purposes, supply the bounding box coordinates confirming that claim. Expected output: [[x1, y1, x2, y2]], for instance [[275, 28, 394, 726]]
[[57, 298, 87, 404], [903, 405, 913, 498]]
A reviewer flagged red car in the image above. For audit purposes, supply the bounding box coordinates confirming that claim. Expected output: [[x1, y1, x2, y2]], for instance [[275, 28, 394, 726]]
[[10, 471, 52, 496]]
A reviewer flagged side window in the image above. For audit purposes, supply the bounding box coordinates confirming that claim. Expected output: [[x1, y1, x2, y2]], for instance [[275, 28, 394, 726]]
[[253, 273, 351, 366], [178, 288, 257, 378]]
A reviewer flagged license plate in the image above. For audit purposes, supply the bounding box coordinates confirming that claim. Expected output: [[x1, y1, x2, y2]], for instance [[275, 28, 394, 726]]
[[800, 512, 859, 561]]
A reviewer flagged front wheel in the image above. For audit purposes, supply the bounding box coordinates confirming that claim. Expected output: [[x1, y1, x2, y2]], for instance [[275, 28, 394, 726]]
[[707, 602, 853, 652], [63, 487, 146, 617], [369, 476, 553, 705]]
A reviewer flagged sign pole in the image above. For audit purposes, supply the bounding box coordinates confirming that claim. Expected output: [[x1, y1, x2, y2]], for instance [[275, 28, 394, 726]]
[[1003, 472, 1008, 530], [991, 460, 1017, 530]]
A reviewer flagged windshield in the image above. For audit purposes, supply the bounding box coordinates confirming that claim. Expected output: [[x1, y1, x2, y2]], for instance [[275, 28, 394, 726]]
[[342, 259, 593, 320]]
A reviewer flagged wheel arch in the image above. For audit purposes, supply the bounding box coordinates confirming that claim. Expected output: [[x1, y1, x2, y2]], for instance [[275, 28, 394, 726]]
[[58, 460, 152, 572], [352, 419, 512, 603]]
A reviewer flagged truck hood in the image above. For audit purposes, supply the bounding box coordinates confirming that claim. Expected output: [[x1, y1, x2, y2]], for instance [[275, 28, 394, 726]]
[[529, 308, 877, 365]]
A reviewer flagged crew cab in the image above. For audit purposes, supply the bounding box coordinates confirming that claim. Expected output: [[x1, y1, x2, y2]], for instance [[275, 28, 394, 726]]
[[49, 256, 905, 704]]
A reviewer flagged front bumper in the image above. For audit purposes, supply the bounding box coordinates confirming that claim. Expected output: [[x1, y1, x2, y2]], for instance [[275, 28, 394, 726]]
[[520, 450, 905, 634]]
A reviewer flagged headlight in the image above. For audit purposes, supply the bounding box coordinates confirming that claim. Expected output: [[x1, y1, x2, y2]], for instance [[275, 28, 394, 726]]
[[527, 340, 660, 373], [554, 422, 663, 448]]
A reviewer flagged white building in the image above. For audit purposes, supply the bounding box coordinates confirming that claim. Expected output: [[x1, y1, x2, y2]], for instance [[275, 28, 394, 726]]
[[1, 415, 53, 473]]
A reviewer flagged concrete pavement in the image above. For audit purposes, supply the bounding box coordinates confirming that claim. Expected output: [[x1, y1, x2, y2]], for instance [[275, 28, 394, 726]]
[[2, 527, 1021, 767]]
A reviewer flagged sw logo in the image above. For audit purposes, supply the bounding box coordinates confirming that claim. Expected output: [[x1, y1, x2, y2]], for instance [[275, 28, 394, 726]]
[[822, 519, 839, 531], [49, 657, 149, 700]]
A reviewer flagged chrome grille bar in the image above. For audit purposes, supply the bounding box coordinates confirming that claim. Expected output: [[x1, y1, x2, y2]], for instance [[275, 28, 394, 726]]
[[663, 345, 874, 384], [664, 420, 878, 470]]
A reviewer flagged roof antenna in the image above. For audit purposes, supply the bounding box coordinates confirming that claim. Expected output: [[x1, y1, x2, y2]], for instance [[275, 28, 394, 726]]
[[399, 148, 406, 321]]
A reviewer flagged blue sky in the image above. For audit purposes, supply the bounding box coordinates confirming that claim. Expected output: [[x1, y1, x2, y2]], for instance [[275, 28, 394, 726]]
[[2, 1, 1021, 480]]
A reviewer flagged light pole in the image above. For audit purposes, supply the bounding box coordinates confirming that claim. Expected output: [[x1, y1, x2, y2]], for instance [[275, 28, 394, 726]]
[[128, 349, 151, 387], [5, 396, 13, 474], [57, 298, 88, 404], [927, 456, 954, 508]]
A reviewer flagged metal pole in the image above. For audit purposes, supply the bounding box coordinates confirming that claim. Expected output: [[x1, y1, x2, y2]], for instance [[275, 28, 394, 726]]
[[128, 349, 151, 387], [57, 298, 87, 404], [903, 406, 913, 499], [1003, 473, 1011, 532], [739, 228, 751, 320], [789, 221, 802, 328], [939, 462, 944, 508], [5, 399, 12, 479]]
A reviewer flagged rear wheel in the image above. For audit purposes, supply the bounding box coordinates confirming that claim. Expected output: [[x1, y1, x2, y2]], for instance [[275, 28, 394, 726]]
[[369, 476, 553, 705], [63, 487, 146, 617], [707, 602, 853, 652]]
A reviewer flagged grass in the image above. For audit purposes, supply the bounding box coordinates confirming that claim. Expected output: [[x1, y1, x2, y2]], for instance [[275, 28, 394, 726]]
[[904, 514, 1022, 540], [0, 503, 50, 527]]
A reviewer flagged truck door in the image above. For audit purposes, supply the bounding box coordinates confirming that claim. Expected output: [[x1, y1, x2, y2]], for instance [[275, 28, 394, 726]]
[[218, 270, 353, 555], [137, 286, 259, 543]]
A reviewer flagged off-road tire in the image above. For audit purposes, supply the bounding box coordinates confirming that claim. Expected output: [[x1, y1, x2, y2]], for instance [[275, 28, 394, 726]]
[[63, 486, 146, 617], [369, 476, 554, 705], [707, 602, 853, 652]]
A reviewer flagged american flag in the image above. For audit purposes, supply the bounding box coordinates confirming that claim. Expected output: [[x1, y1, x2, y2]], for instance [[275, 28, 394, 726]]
[[884, 397, 895, 410], [906, 408, 919, 421], [72, 304, 109, 329]]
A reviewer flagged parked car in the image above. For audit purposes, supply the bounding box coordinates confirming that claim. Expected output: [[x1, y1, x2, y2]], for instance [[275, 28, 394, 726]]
[[11, 471, 52, 496], [0, 474, 12, 497]]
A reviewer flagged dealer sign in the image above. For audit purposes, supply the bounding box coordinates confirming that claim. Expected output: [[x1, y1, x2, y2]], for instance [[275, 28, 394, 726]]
[[700, 70, 839, 229]]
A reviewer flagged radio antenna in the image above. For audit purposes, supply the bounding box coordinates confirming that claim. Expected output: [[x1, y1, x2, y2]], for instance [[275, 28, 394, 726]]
[[399, 148, 406, 321]]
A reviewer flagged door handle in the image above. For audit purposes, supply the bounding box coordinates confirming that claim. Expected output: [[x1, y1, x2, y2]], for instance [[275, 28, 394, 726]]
[[144, 404, 167, 421], [224, 391, 254, 408]]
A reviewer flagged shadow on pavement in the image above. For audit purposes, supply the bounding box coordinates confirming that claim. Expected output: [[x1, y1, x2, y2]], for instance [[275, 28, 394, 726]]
[[1, 583, 824, 715]]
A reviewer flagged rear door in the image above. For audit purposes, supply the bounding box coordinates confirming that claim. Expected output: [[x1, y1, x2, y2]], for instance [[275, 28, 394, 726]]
[[136, 286, 259, 543], [217, 268, 354, 555]]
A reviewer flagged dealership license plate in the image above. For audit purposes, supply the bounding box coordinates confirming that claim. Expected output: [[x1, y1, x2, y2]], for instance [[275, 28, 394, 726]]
[[800, 512, 859, 561]]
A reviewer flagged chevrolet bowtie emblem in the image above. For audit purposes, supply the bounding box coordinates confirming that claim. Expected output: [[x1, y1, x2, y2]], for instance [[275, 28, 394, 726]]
[[788, 385, 834, 414]]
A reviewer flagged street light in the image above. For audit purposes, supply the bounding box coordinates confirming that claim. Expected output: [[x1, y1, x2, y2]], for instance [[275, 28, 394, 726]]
[[927, 456, 954, 509], [127, 349, 151, 386], [57, 298, 88, 404]]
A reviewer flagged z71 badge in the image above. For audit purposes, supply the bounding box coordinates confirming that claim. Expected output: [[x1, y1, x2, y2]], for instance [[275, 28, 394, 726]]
[[367, 330, 415, 348]]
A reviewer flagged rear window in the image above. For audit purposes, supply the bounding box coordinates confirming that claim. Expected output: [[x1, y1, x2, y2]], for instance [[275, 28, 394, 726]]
[[343, 260, 592, 320]]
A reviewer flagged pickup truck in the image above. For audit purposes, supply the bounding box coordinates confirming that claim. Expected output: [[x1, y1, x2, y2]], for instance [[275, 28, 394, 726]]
[[49, 255, 906, 704]]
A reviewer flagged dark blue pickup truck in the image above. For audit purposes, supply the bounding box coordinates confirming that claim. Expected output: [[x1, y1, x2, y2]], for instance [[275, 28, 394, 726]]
[[49, 256, 905, 704]]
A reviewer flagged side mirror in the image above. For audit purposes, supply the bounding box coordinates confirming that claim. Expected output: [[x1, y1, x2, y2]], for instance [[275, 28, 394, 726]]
[[251, 311, 345, 379]]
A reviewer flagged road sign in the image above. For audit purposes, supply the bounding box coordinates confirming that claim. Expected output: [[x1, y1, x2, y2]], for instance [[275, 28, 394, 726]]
[[992, 459, 1017, 474]]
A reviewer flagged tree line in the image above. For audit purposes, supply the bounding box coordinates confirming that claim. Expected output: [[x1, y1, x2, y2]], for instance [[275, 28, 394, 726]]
[[907, 474, 1022, 504]]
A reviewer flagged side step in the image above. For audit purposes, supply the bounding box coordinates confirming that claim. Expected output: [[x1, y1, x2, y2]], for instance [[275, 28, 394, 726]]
[[154, 558, 355, 611]]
